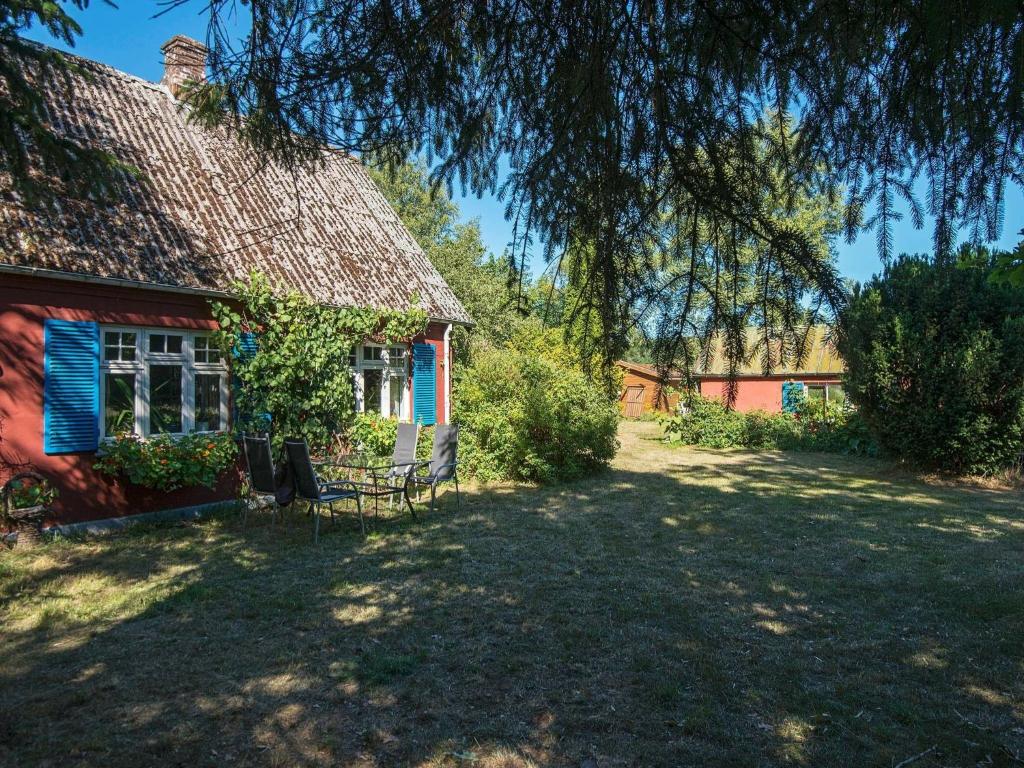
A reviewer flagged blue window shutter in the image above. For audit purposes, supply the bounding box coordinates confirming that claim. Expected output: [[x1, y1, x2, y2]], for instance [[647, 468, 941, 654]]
[[782, 381, 803, 413], [233, 331, 257, 360], [412, 343, 437, 426], [44, 319, 100, 454], [231, 331, 263, 432]]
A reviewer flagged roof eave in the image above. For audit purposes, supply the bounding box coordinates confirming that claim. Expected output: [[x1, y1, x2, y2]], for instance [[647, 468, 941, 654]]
[[0, 263, 474, 326], [0, 263, 231, 299]]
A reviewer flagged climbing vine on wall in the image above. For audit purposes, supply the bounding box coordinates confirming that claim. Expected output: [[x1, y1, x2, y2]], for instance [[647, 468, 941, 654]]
[[210, 271, 427, 452]]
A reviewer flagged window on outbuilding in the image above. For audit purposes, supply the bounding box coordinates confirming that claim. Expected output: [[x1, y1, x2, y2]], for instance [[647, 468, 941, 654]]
[[806, 383, 845, 406]]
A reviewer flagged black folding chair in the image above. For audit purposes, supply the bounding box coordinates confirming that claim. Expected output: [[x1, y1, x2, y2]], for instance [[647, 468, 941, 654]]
[[242, 434, 279, 526], [386, 422, 420, 511], [408, 424, 461, 515], [284, 437, 364, 541], [341, 421, 420, 521]]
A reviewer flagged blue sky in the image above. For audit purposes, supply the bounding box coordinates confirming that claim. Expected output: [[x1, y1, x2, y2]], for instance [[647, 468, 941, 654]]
[[27, 2, 1024, 285]]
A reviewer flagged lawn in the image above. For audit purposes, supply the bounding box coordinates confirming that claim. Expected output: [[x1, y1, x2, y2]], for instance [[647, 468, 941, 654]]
[[1, 421, 1022, 767]]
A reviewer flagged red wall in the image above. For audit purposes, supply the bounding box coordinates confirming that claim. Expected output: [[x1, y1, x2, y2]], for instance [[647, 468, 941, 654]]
[[699, 376, 842, 413], [0, 274, 232, 526], [1, 274, 451, 526]]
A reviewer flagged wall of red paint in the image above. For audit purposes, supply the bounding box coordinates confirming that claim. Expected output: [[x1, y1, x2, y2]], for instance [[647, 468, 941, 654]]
[[699, 376, 842, 413], [0, 273, 450, 526]]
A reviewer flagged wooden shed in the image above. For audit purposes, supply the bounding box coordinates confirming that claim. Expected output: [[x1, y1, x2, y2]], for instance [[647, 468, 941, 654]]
[[616, 361, 684, 417]]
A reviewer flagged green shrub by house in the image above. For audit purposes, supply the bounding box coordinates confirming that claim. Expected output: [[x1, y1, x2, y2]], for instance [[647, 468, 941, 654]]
[[210, 271, 426, 453], [454, 348, 620, 482], [347, 413, 433, 462], [838, 252, 1024, 475]]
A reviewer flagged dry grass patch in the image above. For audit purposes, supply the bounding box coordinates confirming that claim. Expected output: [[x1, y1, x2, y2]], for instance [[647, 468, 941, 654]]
[[1, 421, 1022, 766]]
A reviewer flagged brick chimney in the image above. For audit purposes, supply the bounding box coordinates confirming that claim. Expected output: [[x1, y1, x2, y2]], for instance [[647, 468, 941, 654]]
[[160, 35, 207, 98]]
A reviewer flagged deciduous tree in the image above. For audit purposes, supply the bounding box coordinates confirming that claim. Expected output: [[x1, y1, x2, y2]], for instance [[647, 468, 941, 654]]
[[179, 0, 1024, 376]]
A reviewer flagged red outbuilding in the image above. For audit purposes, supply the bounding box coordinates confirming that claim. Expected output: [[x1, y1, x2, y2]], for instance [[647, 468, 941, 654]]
[[617, 327, 845, 417], [0, 37, 469, 528], [696, 327, 845, 412]]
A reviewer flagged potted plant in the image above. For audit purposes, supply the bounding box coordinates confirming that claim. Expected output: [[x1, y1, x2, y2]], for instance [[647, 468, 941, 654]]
[[2, 472, 58, 550]]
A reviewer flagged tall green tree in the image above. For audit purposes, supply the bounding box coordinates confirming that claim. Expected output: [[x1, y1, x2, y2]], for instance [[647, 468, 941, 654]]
[[992, 230, 1024, 287], [1, 0, 131, 200], [182, 0, 1024, 376], [634, 114, 845, 396], [367, 159, 524, 361]]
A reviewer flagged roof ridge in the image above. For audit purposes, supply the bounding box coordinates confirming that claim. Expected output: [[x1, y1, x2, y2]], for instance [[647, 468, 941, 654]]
[[24, 38, 173, 96]]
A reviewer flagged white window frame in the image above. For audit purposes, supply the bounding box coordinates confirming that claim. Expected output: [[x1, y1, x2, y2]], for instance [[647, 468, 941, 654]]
[[803, 382, 845, 405], [352, 343, 410, 420], [100, 326, 229, 439]]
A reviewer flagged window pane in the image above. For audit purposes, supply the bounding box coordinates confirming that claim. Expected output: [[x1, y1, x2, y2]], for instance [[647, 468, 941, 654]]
[[149, 365, 183, 433], [194, 336, 221, 364], [363, 346, 383, 362], [166, 335, 183, 354], [194, 337, 208, 363], [103, 331, 137, 361], [194, 374, 221, 432], [150, 334, 165, 353], [347, 346, 357, 367], [828, 385, 846, 407], [104, 373, 135, 435], [806, 385, 826, 403], [363, 369, 383, 414], [389, 376, 404, 418]]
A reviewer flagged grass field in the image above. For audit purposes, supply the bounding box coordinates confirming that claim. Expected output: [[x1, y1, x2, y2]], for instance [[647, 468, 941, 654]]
[[1, 421, 1022, 767]]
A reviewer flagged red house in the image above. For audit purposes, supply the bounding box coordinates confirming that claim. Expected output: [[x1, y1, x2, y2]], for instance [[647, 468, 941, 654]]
[[0, 37, 469, 529], [697, 327, 845, 412], [616, 327, 845, 416]]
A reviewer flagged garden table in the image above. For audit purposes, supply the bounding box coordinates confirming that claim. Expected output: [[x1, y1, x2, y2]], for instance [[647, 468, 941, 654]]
[[314, 454, 419, 521]]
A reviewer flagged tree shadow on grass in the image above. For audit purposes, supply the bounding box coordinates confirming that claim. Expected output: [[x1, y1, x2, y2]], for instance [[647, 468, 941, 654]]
[[0, 447, 1022, 767]]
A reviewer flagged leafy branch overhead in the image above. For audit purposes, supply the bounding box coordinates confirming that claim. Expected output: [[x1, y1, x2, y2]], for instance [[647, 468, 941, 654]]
[[180, 0, 1024, 374], [0, 0, 137, 201], [210, 271, 427, 451]]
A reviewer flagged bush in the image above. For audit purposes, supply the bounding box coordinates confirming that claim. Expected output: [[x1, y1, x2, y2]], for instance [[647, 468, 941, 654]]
[[94, 433, 238, 491], [454, 348, 620, 482], [838, 253, 1024, 474], [665, 396, 747, 448], [346, 414, 434, 461], [347, 413, 399, 458], [663, 394, 877, 456]]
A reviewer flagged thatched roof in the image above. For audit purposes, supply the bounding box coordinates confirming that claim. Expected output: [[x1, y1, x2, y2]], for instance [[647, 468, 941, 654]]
[[0, 41, 470, 324], [698, 326, 844, 376], [617, 326, 844, 379]]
